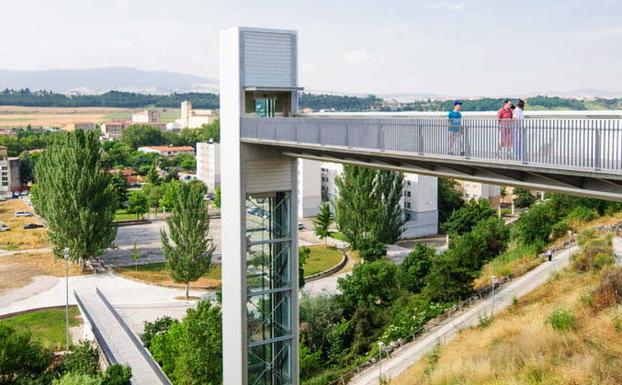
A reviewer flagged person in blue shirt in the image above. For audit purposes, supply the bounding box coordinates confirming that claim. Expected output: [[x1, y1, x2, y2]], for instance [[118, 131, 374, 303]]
[[447, 101, 463, 155]]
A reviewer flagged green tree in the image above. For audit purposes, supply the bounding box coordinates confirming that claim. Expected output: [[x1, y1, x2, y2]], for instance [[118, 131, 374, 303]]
[[358, 238, 387, 262], [18, 150, 38, 184], [400, 244, 436, 293], [127, 190, 148, 220], [149, 301, 222, 385], [441, 198, 495, 235], [101, 365, 132, 385], [31, 130, 117, 266], [337, 259, 401, 311], [160, 181, 181, 212], [111, 172, 130, 207], [334, 165, 404, 249], [121, 125, 164, 149], [198, 120, 220, 142], [299, 246, 311, 289], [515, 203, 554, 247], [438, 178, 464, 225], [145, 163, 161, 185], [62, 341, 99, 376], [143, 183, 163, 215], [161, 182, 215, 299], [313, 202, 333, 245], [53, 373, 101, 385], [513, 187, 536, 208]]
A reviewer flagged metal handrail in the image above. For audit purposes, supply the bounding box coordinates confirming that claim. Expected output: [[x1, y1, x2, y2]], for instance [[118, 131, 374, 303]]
[[241, 116, 622, 174]]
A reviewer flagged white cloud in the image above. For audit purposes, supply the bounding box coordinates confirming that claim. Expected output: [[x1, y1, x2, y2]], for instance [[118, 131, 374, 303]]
[[427, 2, 464, 12]]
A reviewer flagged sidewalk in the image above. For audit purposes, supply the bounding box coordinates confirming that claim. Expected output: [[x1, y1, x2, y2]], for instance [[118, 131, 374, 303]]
[[349, 242, 585, 385]]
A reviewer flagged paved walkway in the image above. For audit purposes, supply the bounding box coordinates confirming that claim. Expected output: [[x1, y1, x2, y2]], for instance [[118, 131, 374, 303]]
[[0, 272, 210, 333], [349, 241, 589, 385], [76, 288, 171, 385]]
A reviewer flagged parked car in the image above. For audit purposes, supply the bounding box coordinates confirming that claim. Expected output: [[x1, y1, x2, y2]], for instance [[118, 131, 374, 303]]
[[23, 223, 44, 229], [15, 211, 33, 217], [0, 223, 9, 232], [297, 223, 304, 230]]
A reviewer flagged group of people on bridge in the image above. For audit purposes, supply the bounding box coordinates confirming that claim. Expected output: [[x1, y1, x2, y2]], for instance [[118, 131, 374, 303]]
[[447, 99, 526, 159]]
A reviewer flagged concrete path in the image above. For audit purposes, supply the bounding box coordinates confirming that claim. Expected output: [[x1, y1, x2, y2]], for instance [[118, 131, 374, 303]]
[[75, 288, 171, 385], [0, 272, 211, 333], [349, 242, 584, 385]]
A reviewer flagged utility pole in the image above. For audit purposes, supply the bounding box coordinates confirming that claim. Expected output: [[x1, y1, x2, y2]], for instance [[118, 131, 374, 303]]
[[64, 247, 70, 351]]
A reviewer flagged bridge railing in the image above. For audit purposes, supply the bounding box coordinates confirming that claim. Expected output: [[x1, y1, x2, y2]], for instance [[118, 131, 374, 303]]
[[240, 116, 622, 173]]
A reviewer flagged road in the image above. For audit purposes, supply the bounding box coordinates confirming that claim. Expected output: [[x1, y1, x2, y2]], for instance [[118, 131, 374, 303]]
[[348, 239, 600, 385]]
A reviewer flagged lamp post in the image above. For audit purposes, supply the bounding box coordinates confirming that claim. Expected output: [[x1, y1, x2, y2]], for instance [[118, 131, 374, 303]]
[[377, 341, 384, 384], [491, 275, 497, 318], [64, 247, 70, 351]]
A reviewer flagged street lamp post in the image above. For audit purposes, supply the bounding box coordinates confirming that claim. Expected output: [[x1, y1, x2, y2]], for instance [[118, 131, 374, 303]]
[[64, 247, 70, 352], [377, 341, 384, 384], [491, 275, 497, 318]]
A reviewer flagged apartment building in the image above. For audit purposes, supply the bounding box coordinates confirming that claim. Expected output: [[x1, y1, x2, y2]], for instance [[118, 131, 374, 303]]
[[0, 147, 20, 199], [100, 121, 130, 140], [196, 141, 221, 192]]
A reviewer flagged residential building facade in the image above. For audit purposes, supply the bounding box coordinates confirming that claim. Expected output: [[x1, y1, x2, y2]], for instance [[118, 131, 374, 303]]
[[196, 141, 221, 192], [0, 156, 20, 199], [177, 101, 218, 129]]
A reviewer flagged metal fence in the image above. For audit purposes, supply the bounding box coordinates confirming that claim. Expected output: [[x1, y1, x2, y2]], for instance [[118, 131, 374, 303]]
[[241, 117, 622, 173]]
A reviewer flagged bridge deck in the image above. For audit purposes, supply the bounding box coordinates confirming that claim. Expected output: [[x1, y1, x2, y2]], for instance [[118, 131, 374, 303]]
[[74, 288, 171, 385], [241, 116, 622, 201]]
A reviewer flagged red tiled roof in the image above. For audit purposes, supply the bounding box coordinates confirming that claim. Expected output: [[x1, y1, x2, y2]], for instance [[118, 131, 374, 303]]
[[141, 146, 194, 152]]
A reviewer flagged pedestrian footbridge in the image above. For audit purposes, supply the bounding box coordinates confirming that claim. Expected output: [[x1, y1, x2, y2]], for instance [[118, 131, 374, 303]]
[[74, 288, 171, 385], [241, 115, 622, 201]]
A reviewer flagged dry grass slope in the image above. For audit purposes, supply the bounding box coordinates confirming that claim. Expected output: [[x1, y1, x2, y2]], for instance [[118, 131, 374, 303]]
[[391, 269, 622, 385]]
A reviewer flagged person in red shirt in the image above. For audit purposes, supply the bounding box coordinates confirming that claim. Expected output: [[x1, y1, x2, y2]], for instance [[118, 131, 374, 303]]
[[496, 99, 514, 157]]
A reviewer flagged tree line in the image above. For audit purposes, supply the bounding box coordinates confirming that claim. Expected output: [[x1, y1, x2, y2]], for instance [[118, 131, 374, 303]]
[[4, 88, 619, 111]]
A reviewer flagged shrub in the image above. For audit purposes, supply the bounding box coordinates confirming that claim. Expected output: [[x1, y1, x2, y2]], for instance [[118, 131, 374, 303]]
[[358, 238, 386, 262], [572, 233, 614, 272], [593, 267, 622, 311], [381, 294, 447, 342], [566, 206, 598, 223], [551, 220, 571, 240], [101, 365, 132, 385], [400, 244, 435, 293], [441, 199, 495, 235], [62, 341, 99, 376], [546, 309, 576, 331], [142, 316, 175, 349], [514, 187, 536, 208], [52, 373, 101, 385]]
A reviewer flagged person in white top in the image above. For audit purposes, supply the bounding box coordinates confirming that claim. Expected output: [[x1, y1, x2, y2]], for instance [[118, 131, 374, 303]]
[[513, 99, 525, 161]]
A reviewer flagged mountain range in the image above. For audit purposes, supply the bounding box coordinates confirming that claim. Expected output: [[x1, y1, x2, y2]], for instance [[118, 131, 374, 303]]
[[0, 67, 620, 100], [0, 67, 218, 95]]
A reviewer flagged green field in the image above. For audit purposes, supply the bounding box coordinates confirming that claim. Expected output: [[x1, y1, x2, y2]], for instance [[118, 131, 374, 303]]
[[114, 208, 141, 222], [0, 307, 81, 350]]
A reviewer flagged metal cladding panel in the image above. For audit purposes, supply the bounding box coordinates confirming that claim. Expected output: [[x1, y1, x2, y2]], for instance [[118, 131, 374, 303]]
[[245, 159, 293, 193], [241, 30, 296, 88]]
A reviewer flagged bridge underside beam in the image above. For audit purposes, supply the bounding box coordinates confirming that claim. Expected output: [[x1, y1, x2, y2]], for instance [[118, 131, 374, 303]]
[[275, 148, 622, 202]]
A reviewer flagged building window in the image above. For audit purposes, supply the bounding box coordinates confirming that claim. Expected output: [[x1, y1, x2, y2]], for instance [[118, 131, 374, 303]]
[[406, 202, 411, 209], [407, 191, 411, 197]]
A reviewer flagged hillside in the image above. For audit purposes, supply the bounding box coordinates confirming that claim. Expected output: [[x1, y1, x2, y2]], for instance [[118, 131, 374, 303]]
[[390, 253, 622, 385], [0, 67, 218, 94]]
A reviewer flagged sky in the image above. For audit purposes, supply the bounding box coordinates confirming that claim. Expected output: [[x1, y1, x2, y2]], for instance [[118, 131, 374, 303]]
[[1, 0, 622, 96]]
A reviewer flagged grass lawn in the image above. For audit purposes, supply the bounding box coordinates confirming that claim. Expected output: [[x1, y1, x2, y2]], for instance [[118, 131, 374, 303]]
[[115, 263, 222, 289], [0, 199, 50, 250], [0, 307, 81, 351], [303, 245, 344, 277], [330, 231, 349, 242], [114, 209, 142, 222]]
